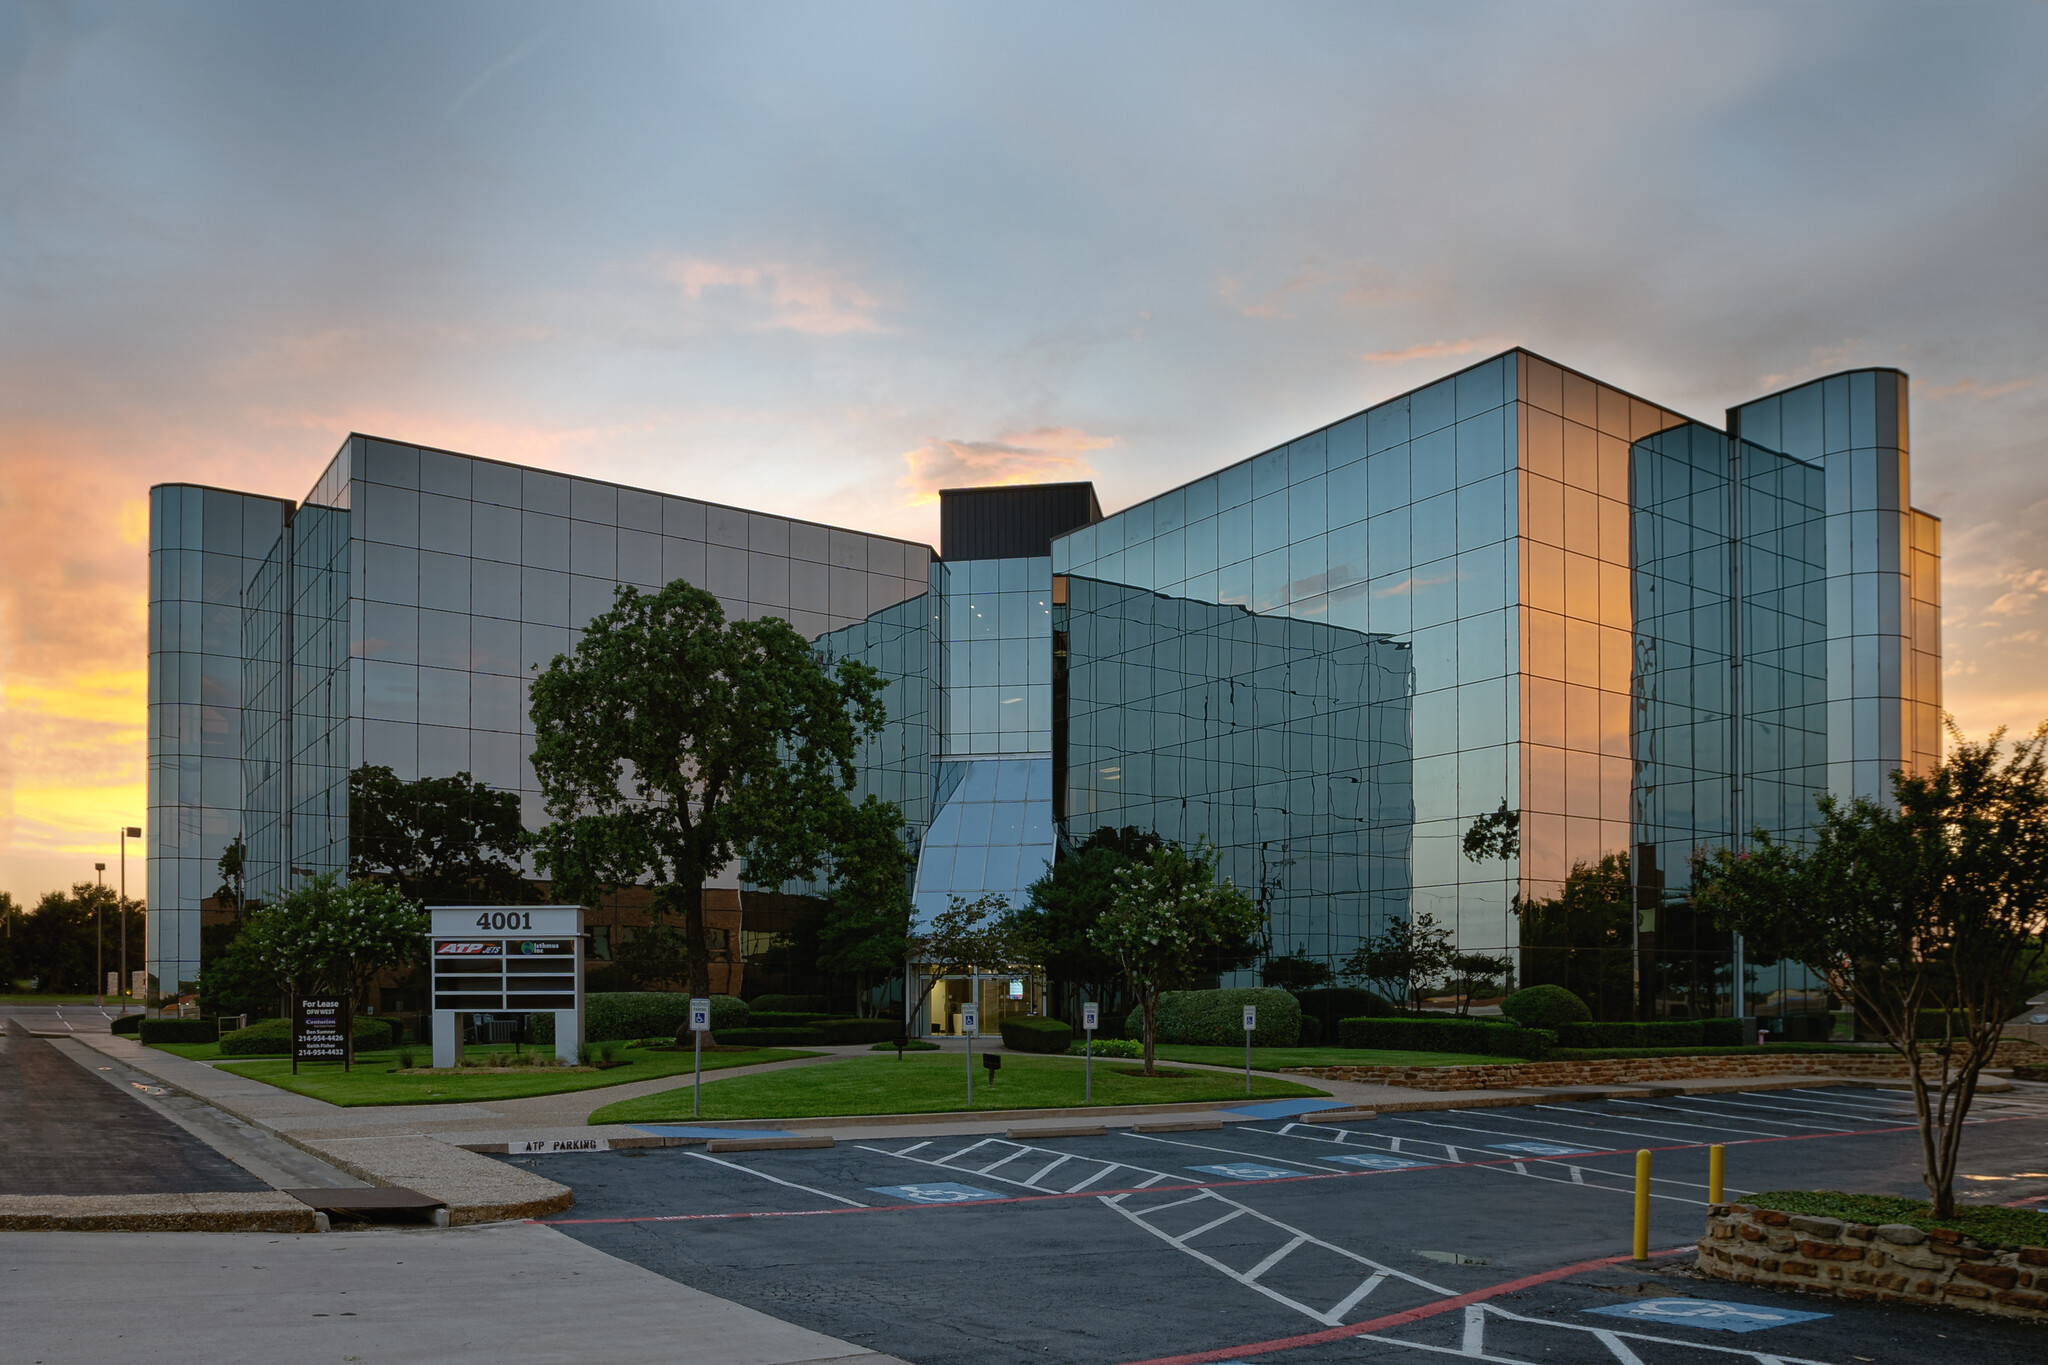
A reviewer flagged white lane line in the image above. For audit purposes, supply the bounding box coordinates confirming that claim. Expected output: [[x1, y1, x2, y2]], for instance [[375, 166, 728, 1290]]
[[1023, 1153, 1073, 1187], [1117, 1130, 1348, 1173], [1602, 1099, 1849, 1133], [1242, 1234, 1308, 1282], [1591, 1327, 1649, 1365], [973, 1146, 1032, 1175], [1697, 1093, 1914, 1120], [1386, 1111, 1719, 1150], [895, 1141, 931, 1156], [1065, 1163, 1121, 1192], [1130, 1192, 1215, 1218], [1326, 1272, 1388, 1322], [1179, 1207, 1246, 1240], [686, 1151, 869, 1207]]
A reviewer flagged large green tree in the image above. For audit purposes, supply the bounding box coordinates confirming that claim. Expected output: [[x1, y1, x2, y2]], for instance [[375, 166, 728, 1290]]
[[1091, 840, 1262, 1075], [816, 796, 915, 1016], [349, 765, 533, 904], [1694, 727, 2048, 1217], [1517, 853, 1635, 1019], [1018, 825, 1164, 1020], [1341, 910, 1454, 1009], [9, 883, 140, 994], [241, 874, 427, 1068], [528, 581, 885, 998]]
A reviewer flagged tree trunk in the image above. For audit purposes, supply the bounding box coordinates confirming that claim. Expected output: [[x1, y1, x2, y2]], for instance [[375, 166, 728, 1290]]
[[1140, 989, 1158, 1076], [673, 879, 711, 999]]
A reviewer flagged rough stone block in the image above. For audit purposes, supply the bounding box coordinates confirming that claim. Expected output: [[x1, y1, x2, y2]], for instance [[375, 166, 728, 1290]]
[[1767, 1233, 1796, 1253], [1929, 1227, 1964, 1244], [2018, 1247, 2048, 1266], [1877, 1223, 1927, 1245], [1914, 1279, 1937, 1295], [1790, 1215, 1845, 1237], [1845, 1223, 1876, 1241], [1957, 1263, 2020, 1291], [1994, 1290, 2048, 1312], [1799, 1241, 1865, 1262], [1781, 1260, 1818, 1278], [1942, 1283, 1992, 1300], [1711, 1224, 1735, 1240], [1756, 1210, 1791, 1226], [1739, 1224, 1764, 1242]]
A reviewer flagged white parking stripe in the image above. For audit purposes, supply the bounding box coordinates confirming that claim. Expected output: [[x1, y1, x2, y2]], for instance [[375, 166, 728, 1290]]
[[1589, 1101, 1836, 1135], [687, 1151, 869, 1207], [1617, 1096, 1861, 1129], [1117, 1130, 1347, 1173], [1023, 1153, 1073, 1187]]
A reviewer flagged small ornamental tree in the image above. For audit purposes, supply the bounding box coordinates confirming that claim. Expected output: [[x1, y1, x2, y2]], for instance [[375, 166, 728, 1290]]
[[1091, 840, 1263, 1075], [1341, 911, 1454, 1009], [1694, 725, 2048, 1218], [1018, 825, 1165, 1021], [249, 874, 427, 1069], [528, 581, 885, 998]]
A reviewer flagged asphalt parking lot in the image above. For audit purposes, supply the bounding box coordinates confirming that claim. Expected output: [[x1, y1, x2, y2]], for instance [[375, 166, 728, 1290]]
[[514, 1086, 2048, 1365]]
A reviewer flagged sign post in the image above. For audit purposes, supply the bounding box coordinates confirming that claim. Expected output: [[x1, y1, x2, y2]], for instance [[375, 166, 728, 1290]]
[[961, 999, 979, 1105], [689, 997, 712, 1117], [1242, 1003, 1257, 1094], [1082, 1001, 1098, 1102]]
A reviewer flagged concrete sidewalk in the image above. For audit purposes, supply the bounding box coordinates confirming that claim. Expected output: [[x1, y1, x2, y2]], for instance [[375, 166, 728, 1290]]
[[1, 1221, 913, 1365]]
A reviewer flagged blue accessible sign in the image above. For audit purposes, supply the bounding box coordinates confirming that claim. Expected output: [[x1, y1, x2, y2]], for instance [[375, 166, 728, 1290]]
[[1585, 1298, 1830, 1333], [1189, 1163, 1304, 1181], [868, 1183, 1005, 1204], [1488, 1141, 1592, 1156], [1326, 1153, 1431, 1170]]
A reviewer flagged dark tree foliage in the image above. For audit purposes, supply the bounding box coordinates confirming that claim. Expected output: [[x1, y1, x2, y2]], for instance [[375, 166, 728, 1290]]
[[1260, 950, 1335, 993], [349, 765, 534, 904], [1516, 852, 1635, 1020], [8, 883, 140, 993], [1695, 726, 2048, 1217], [817, 796, 915, 1015], [1461, 799, 1521, 864], [1018, 825, 1165, 1019], [214, 836, 253, 919], [529, 581, 885, 998], [1341, 911, 1454, 1008]]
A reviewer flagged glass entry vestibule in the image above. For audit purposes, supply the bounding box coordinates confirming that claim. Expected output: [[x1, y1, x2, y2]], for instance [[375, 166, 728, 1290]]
[[910, 969, 1045, 1036]]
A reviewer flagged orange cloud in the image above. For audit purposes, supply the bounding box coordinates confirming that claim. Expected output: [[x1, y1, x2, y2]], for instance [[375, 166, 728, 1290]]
[[1922, 376, 2037, 402], [897, 427, 1115, 504], [1359, 338, 1493, 364], [658, 256, 884, 335]]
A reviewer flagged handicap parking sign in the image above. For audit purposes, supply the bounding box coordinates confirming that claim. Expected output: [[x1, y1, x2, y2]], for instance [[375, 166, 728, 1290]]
[[1586, 1298, 1830, 1334], [1326, 1153, 1431, 1171], [1190, 1163, 1304, 1181], [1488, 1141, 1592, 1156], [868, 1183, 1006, 1204]]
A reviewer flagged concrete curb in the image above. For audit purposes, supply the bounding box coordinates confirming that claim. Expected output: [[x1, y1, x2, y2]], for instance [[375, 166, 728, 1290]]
[[0, 1192, 319, 1233]]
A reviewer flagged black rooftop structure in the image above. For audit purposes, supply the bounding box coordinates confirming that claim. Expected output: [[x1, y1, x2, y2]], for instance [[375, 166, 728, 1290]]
[[939, 482, 1103, 561]]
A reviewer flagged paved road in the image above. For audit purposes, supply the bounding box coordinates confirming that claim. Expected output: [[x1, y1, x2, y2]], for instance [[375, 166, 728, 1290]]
[[0, 1024, 270, 1195], [519, 1086, 2048, 1365]]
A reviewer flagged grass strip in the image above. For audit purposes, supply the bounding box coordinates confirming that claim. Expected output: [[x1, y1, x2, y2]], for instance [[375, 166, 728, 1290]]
[[589, 1051, 1326, 1124], [195, 1043, 816, 1106], [1743, 1190, 2048, 1250]]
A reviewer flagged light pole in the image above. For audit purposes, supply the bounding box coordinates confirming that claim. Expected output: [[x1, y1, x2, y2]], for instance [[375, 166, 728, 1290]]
[[94, 862, 107, 1006], [120, 826, 141, 1010]]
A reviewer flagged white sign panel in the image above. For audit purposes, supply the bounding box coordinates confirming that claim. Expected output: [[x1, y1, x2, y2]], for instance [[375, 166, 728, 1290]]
[[960, 1002, 979, 1036], [1243, 1004, 1258, 1031], [690, 998, 712, 1032], [516, 1136, 610, 1154], [430, 906, 583, 938], [1082, 1002, 1099, 1031]]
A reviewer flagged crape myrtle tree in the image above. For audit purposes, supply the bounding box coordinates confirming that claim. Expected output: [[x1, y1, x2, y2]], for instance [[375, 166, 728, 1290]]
[[242, 874, 428, 1069], [1091, 839, 1262, 1075], [528, 581, 885, 999], [1694, 725, 2048, 1217], [1017, 825, 1165, 1023]]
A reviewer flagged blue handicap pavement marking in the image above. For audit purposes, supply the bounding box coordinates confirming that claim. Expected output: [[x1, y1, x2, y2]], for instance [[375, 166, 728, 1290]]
[[1190, 1163, 1308, 1181], [1488, 1141, 1594, 1157], [635, 1125, 798, 1140], [868, 1183, 1007, 1204], [1325, 1153, 1433, 1171], [1585, 1299, 1830, 1334], [1224, 1099, 1355, 1120]]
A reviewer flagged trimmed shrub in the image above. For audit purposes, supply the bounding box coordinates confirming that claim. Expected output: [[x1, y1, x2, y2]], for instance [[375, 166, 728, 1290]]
[[138, 1017, 221, 1045], [745, 1011, 842, 1028], [1067, 1037, 1144, 1059], [1297, 1015, 1323, 1047], [749, 993, 828, 1014], [216, 1016, 395, 1056], [1296, 987, 1396, 1033], [531, 992, 748, 1044], [1336, 1015, 1554, 1059], [715, 1027, 826, 1046], [815, 1018, 904, 1045], [111, 1013, 145, 1035], [1501, 984, 1591, 1029], [1702, 1018, 1743, 1046], [1553, 1020, 1704, 1049], [1000, 1016, 1074, 1054], [1147, 987, 1301, 1047], [872, 1037, 940, 1051]]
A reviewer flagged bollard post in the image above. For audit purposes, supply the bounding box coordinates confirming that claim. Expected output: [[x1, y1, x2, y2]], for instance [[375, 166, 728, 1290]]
[[1633, 1149, 1652, 1261], [1708, 1143, 1725, 1205]]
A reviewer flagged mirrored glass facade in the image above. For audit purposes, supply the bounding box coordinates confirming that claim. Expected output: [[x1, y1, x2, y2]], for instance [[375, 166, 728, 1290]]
[[148, 349, 1941, 1018]]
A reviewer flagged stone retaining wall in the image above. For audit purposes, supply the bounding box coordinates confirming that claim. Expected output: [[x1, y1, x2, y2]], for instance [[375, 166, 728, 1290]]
[[1697, 1203, 2048, 1320], [1281, 1040, 2042, 1091]]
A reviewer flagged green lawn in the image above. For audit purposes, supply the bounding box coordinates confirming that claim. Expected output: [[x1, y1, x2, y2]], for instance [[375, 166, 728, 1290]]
[[0, 992, 129, 1005], [590, 1051, 1328, 1124], [195, 1043, 818, 1106], [1149, 1045, 1515, 1070]]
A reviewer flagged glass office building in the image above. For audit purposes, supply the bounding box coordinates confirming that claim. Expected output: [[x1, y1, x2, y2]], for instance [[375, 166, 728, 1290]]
[[148, 349, 1938, 1020]]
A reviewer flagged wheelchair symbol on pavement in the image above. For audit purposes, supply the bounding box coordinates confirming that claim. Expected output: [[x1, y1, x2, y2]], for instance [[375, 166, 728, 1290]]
[[868, 1183, 1005, 1204], [1586, 1297, 1830, 1333]]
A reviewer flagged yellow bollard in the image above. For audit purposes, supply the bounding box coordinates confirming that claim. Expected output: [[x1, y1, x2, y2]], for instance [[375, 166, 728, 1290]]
[[1709, 1144, 1725, 1205], [1633, 1149, 1652, 1261]]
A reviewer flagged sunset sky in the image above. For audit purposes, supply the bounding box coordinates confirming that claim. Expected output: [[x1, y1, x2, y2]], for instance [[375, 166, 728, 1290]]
[[3, 1, 2046, 905]]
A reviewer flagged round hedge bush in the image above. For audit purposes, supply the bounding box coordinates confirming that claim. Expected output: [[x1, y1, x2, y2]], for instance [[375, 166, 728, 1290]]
[[1501, 983, 1591, 1029]]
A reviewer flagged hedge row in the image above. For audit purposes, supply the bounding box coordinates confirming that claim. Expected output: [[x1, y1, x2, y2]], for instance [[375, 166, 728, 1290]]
[[111, 1013, 145, 1035], [215, 1016, 396, 1055], [1000, 1016, 1073, 1054], [748, 994, 827, 1014], [1145, 988, 1301, 1047], [1551, 1018, 1746, 1049], [1335, 1015, 1555, 1059], [531, 992, 748, 1044], [137, 1017, 223, 1045]]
